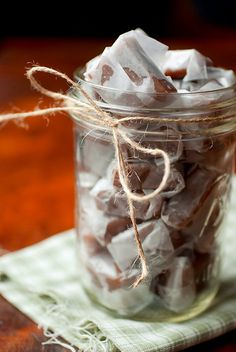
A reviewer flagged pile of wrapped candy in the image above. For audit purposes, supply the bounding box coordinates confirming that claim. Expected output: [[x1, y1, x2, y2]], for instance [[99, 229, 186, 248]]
[[75, 29, 236, 315]]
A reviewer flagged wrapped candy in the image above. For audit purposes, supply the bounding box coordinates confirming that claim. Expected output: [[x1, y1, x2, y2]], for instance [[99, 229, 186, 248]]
[[81, 233, 103, 255], [107, 219, 175, 274], [79, 189, 131, 245], [184, 174, 230, 253], [161, 167, 218, 229], [85, 29, 169, 82], [82, 254, 154, 314], [163, 49, 212, 81], [98, 284, 153, 315], [81, 242, 141, 292], [78, 135, 114, 178], [91, 177, 163, 220], [175, 79, 223, 92], [120, 134, 183, 163], [163, 50, 235, 90], [107, 159, 185, 197], [153, 257, 196, 312], [72, 28, 236, 318], [183, 133, 236, 173], [83, 249, 125, 291], [206, 67, 236, 87], [84, 29, 176, 106]]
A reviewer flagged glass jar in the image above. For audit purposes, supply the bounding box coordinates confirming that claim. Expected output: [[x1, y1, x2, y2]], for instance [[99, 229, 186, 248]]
[[70, 76, 236, 322]]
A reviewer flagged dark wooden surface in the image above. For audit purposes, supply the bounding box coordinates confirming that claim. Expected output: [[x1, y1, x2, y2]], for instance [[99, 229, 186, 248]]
[[0, 37, 236, 352]]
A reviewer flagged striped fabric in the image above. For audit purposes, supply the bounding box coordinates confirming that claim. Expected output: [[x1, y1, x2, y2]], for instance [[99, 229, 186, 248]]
[[0, 180, 236, 352]]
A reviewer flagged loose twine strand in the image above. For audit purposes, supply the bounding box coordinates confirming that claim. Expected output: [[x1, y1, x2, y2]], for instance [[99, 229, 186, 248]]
[[0, 65, 234, 286]]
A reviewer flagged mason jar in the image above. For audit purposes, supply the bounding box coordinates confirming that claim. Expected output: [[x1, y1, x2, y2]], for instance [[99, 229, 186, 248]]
[[70, 75, 236, 322]]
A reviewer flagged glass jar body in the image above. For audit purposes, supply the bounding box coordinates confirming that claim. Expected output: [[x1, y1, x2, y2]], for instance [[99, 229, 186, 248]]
[[72, 98, 236, 322]]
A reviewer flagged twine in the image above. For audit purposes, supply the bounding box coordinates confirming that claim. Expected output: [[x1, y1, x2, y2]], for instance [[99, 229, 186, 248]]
[[0, 65, 234, 286]]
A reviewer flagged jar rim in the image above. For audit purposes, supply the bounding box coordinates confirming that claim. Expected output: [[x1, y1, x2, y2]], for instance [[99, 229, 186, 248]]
[[74, 68, 236, 98], [70, 68, 236, 138]]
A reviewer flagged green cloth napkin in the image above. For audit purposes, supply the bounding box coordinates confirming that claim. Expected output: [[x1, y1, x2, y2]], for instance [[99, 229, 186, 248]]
[[1, 181, 236, 352]]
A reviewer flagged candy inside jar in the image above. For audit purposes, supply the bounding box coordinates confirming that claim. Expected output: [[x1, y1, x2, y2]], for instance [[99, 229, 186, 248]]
[[70, 29, 236, 321]]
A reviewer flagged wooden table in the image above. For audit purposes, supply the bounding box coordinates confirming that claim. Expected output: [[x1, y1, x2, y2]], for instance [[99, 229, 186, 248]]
[[0, 37, 236, 352]]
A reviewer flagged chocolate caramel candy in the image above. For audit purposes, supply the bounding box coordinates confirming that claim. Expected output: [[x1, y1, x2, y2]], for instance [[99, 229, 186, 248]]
[[84, 29, 176, 108], [184, 133, 235, 174], [80, 135, 114, 178], [182, 174, 230, 252], [120, 134, 183, 163], [91, 177, 163, 221], [107, 219, 175, 273], [79, 188, 131, 245], [81, 233, 103, 255], [153, 257, 196, 312], [161, 167, 218, 230], [85, 249, 125, 291], [108, 160, 185, 197], [104, 32, 177, 94], [163, 49, 212, 82]]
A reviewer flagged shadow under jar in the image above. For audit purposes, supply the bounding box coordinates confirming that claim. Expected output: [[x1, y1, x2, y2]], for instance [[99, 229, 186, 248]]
[[70, 76, 236, 322]]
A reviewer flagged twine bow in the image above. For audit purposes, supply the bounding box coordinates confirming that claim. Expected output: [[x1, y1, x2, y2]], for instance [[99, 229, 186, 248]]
[[0, 66, 171, 286]]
